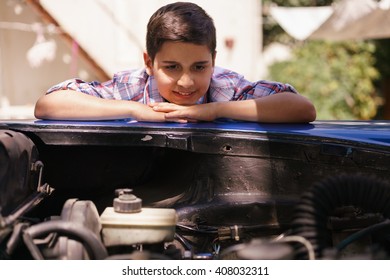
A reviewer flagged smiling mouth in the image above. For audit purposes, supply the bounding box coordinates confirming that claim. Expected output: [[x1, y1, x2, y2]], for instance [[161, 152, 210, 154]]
[[173, 90, 195, 97]]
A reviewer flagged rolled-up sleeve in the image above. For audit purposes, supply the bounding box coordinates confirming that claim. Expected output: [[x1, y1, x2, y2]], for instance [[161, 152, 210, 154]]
[[209, 67, 298, 102], [46, 78, 115, 99], [234, 79, 298, 100]]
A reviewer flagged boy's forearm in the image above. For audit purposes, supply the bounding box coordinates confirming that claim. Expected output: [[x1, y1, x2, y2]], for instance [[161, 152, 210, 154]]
[[216, 92, 316, 123], [34, 90, 149, 121], [214, 100, 258, 121]]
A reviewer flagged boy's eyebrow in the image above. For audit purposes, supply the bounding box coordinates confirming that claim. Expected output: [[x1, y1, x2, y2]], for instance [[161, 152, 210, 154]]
[[161, 60, 211, 64]]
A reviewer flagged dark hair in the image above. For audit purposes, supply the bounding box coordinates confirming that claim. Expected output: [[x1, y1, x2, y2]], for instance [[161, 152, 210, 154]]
[[146, 2, 216, 62]]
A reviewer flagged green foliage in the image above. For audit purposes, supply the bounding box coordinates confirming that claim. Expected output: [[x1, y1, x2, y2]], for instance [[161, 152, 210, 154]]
[[262, 0, 388, 120], [268, 41, 380, 120]]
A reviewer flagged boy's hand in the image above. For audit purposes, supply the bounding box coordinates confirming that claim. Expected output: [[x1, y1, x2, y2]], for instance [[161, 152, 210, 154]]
[[134, 103, 188, 123], [150, 102, 218, 122]]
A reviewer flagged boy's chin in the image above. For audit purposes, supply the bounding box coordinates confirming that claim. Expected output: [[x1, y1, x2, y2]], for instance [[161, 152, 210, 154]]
[[172, 100, 198, 106], [164, 95, 201, 106]]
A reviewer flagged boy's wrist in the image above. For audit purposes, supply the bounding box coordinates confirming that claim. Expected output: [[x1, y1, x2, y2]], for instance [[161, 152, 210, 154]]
[[127, 101, 149, 120], [213, 101, 228, 119]]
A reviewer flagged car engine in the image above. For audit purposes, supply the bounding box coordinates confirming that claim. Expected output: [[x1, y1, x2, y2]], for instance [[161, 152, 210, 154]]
[[1, 125, 390, 260]]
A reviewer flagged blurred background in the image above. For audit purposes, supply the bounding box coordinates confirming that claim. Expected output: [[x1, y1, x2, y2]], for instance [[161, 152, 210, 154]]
[[0, 0, 389, 120]]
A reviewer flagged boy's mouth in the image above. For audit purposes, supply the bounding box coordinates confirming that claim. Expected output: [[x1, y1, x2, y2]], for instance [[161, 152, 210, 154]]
[[173, 90, 195, 97]]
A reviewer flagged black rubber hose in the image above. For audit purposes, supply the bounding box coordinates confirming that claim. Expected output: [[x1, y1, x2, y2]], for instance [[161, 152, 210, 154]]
[[336, 219, 390, 251], [291, 174, 390, 259], [23, 220, 108, 260]]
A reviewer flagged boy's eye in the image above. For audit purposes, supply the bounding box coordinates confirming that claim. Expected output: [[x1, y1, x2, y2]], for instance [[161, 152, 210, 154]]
[[164, 65, 179, 71], [193, 65, 206, 71]]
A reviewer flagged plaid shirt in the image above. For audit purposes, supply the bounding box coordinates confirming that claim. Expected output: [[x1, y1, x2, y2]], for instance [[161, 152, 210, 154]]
[[47, 66, 298, 104]]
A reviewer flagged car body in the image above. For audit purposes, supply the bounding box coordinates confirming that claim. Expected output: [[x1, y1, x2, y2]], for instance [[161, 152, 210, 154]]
[[1, 119, 390, 260]]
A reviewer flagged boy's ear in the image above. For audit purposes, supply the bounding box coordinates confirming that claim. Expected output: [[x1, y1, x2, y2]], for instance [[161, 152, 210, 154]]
[[212, 51, 217, 67], [143, 52, 153, 76]]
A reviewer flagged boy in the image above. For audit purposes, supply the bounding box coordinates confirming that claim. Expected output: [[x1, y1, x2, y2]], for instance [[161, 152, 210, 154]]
[[34, 2, 316, 123]]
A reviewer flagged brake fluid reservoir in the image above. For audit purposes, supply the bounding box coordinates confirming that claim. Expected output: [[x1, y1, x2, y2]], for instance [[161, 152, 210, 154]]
[[100, 189, 177, 246]]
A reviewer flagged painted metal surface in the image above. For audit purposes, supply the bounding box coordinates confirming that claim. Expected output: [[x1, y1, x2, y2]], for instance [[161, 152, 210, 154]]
[[1, 120, 390, 148]]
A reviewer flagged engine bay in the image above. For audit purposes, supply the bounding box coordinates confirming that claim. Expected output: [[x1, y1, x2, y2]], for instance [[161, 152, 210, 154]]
[[1, 121, 390, 260]]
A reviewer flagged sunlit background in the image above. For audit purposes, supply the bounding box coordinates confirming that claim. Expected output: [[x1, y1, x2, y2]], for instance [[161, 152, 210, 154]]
[[0, 0, 389, 120]]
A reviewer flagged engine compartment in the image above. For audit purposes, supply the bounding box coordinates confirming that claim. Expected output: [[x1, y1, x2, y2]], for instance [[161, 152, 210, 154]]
[[1, 121, 390, 260]]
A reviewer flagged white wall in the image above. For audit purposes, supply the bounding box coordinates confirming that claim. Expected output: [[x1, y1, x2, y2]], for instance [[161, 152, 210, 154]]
[[0, 1, 100, 119], [40, 0, 263, 79]]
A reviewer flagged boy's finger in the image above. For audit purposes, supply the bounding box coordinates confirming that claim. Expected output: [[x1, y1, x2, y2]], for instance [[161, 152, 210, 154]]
[[165, 118, 188, 123], [153, 104, 181, 113], [164, 111, 185, 118]]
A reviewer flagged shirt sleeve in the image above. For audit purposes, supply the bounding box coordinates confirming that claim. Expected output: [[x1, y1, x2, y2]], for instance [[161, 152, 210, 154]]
[[46, 78, 116, 99], [237, 79, 298, 100], [209, 67, 298, 102]]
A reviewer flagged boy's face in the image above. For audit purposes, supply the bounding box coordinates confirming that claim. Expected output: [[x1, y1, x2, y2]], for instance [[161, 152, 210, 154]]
[[144, 41, 215, 105]]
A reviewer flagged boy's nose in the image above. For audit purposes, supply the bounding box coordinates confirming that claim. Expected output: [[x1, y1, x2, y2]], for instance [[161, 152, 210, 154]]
[[177, 73, 194, 88]]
